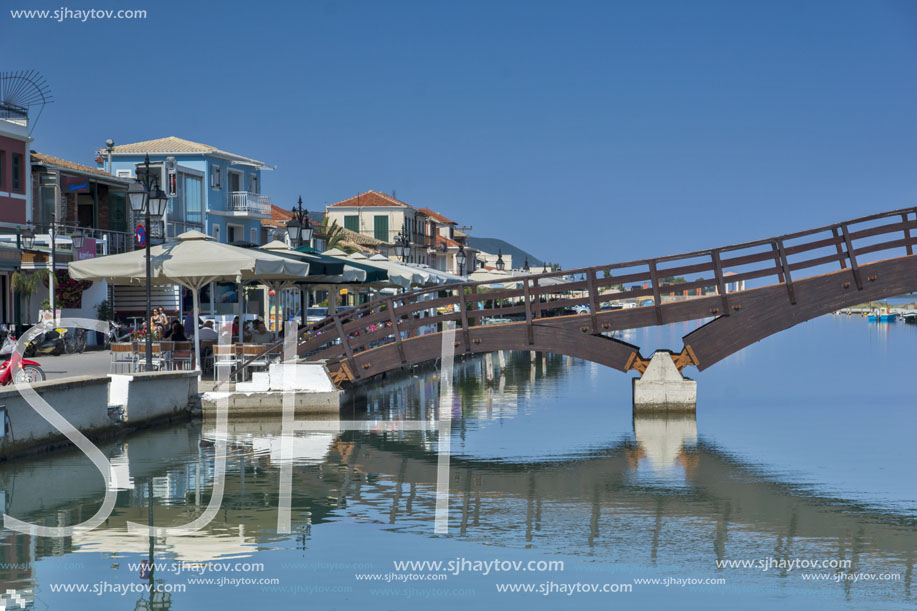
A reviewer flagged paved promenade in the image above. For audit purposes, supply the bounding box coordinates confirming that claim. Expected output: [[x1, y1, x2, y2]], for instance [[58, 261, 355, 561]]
[[31, 350, 114, 380]]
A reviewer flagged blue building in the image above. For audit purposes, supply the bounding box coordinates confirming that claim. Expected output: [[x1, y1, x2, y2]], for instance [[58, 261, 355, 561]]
[[99, 136, 271, 244]]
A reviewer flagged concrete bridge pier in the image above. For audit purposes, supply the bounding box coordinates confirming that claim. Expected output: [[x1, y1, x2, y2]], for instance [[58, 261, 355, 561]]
[[632, 351, 696, 412]]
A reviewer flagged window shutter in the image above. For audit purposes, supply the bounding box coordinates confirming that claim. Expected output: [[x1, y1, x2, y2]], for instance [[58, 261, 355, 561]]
[[373, 215, 389, 242]]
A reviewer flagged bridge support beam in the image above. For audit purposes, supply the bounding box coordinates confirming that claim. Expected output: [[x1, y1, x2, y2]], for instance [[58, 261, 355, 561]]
[[633, 351, 696, 412]]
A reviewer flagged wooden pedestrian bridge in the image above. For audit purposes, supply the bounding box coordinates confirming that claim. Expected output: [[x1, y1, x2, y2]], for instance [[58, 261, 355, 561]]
[[242, 208, 917, 386]]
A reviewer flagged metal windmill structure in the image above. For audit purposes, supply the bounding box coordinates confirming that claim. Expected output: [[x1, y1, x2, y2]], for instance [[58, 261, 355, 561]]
[[0, 70, 54, 134]]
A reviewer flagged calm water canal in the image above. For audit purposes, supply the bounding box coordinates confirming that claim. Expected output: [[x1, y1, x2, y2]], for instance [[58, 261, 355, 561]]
[[0, 314, 914, 609]]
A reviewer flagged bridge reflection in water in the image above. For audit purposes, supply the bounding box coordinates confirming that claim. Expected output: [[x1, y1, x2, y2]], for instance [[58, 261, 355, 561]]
[[0, 352, 913, 607]]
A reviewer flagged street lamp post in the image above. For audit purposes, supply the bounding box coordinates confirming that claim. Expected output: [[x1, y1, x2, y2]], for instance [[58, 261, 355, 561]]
[[522, 257, 530, 273], [393, 225, 410, 263], [286, 196, 313, 248], [49, 214, 56, 322], [495, 249, 505, 271], [128, 154, 169, 371], [456, 244, 467, 277]]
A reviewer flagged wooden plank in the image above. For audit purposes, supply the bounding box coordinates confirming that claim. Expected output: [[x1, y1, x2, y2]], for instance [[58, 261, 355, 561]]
[[333, 313, 360, 379], [522, 278, 534, 345], [711, 249, 730, 316], [903, 213, 913, 256], [586, 268, 599, 333], [770, 241, 785, 283], [831, 227, 847, 269], [385, 298, 407, 364], [840, 223, 863, 290], [457, 287, 472, 353], [648, 261, 664, 324], [774, 238, 796, 304]]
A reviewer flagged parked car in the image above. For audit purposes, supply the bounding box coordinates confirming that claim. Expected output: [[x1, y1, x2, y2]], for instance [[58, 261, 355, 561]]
[[306, 307, 329, 324]]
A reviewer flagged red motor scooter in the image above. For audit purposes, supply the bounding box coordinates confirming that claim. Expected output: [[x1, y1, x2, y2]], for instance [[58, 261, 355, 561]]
[[0, 355, 45, 385], [0, 329, 46, 385]]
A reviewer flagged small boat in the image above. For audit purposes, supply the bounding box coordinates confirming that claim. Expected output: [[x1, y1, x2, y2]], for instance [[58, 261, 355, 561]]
[[901, 312, 917, 324], [867, 307, 898, 322]]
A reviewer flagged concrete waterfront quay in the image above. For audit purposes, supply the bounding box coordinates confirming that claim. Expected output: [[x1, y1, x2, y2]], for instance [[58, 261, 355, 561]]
[[200, 362, 342, 416], [0, 349, 344, 460], [0, 370, 199, 459]]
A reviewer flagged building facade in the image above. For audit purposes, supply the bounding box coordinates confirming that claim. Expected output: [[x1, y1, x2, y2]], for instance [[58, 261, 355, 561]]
[[324, 191, 431, 264], [0, 114, 30, 224], [101, 136, 270, 244]]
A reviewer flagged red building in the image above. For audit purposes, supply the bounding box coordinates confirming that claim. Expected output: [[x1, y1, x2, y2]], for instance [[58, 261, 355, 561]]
[[0, 115, 30, 224]]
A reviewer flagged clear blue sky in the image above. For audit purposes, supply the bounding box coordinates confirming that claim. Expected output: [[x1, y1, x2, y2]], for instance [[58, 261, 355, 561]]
[[4, 0, 917, 268]]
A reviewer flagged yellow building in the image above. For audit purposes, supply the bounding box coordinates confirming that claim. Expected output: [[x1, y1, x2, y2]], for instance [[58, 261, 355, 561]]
[[324, 190, 431, 264]]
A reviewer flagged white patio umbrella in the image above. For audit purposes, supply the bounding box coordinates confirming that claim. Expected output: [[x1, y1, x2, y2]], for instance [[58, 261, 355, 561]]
[[69, 230, 310, 373], [363, 253, 440, 288], [261, 241, 367, 283], [468, 268, 570, 288], [406, 262, 464, 284], [321, 249, 414, 289]]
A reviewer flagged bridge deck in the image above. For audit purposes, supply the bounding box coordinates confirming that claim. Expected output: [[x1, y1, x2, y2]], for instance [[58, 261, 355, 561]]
[[226, 207, 917, 385]]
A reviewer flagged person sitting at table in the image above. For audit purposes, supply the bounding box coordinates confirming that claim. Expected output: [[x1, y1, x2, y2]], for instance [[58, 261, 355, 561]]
[[198, 320, 219, 342], [183, 310, 200, 334], [246, 320, 273, 344], [153, 307, 170, 336], [163, 321, 188, 342]]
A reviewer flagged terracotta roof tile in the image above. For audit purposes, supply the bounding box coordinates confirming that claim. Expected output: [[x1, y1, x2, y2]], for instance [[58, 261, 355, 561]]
[[418, 207, 457, 225], [106, 136, 265, 166], [435, 234, 462, 248], [30, 151, 127, 180], [327, 190, 414, 209], [261, 205, 322, 230], [340, 226, 385, 246]]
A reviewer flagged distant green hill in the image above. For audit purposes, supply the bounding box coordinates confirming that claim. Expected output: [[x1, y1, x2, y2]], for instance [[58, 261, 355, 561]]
[[466, 237, 544, 269]]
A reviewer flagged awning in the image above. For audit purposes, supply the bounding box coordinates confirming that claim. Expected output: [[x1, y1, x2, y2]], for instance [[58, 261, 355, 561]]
[[0, 245, 22, 271]]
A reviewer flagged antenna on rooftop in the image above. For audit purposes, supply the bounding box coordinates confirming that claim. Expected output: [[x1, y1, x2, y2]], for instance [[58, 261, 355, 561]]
[[0, 70, 54, 135]]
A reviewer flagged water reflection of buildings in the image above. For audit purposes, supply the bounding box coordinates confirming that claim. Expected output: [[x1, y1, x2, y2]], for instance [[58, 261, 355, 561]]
[[344, 351, 578, 429], [0, 353, 913, 606]]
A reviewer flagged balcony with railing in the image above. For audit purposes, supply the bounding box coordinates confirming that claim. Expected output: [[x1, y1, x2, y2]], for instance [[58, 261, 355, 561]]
[[228, 192, 271, 217], [0, 222, 135, 257]]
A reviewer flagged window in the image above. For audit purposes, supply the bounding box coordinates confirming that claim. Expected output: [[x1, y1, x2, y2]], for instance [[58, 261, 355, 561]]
[[116, 169, 133, 178], [250, 227, 257, 245], [344, 215, 359, 232], [210, 164, 222, 189], [11, 153, 21, 192], [184, 175, 203, 224], [373, 215, 389, 242], [228, 224, 242, 243], [228, 171, 241, 193]]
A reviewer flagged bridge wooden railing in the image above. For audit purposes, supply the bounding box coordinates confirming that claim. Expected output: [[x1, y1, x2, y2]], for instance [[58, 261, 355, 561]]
[[220, 207, 917, 385]]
